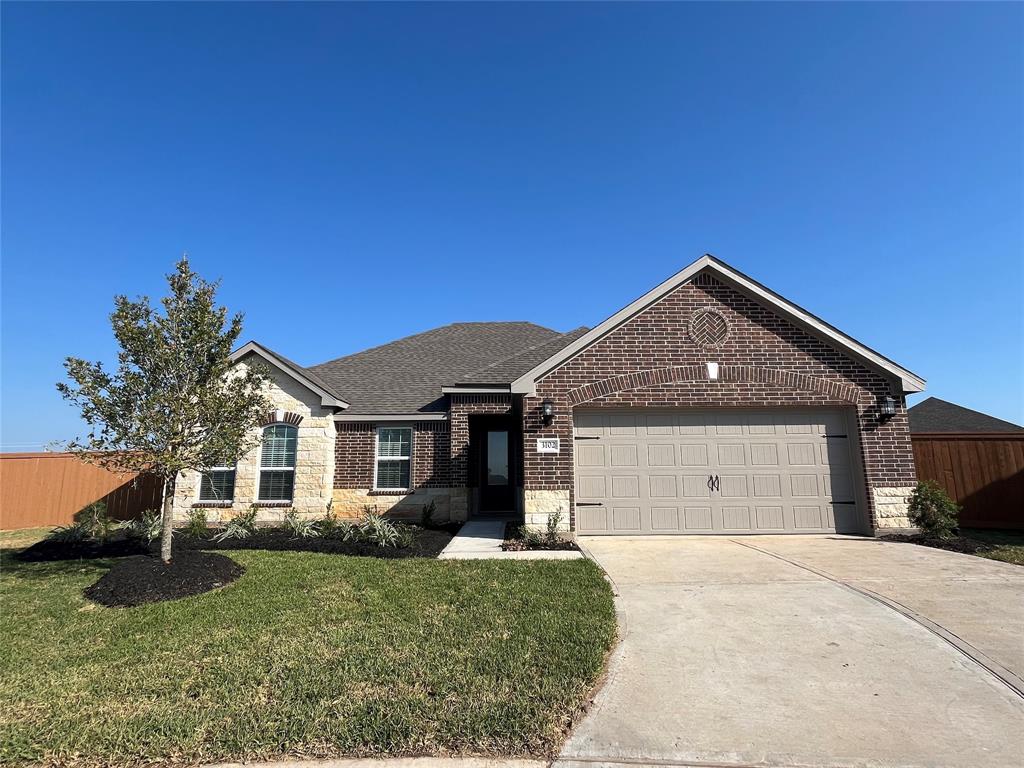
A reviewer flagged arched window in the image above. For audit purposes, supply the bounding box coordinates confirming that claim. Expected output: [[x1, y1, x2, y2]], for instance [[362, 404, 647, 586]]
[[259, 423, 297, 502]]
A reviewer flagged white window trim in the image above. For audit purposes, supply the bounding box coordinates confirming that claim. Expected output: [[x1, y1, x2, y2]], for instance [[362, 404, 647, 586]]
[[258, 423, 298, 502], [197, 466, 237, 504], [373, 424, 413, 493]]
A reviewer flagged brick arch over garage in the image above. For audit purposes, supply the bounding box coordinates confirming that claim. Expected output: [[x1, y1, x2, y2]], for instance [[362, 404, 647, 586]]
[[566, 365, 862, 407]]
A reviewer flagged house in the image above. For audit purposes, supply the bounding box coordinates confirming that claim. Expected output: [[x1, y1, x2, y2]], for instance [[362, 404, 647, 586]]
[[172, 254, 926, 535], [908, 397, 1023, 433], [908, 397, 1023, 530]]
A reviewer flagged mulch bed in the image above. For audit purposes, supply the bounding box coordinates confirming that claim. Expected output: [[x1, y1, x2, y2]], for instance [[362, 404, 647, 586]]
[[880, 533, 998, 556], [16, 524, 460, 563], [17, 537, 150, 562], [502, 521, 580, 552], [179, 525, 458, 559], [83, 550, 244, 608]]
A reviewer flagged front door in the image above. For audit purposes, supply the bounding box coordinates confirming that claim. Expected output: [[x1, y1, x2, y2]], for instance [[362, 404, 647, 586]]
[[477, 425, 516, 512]]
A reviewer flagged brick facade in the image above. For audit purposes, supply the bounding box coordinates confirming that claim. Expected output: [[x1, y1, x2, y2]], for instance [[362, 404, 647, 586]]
[[334, 421, 452, 489], [522, 273, 916, 531]]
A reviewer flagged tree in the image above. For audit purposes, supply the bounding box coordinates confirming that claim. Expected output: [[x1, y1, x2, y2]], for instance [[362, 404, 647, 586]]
[[58, 258, 270, 563]]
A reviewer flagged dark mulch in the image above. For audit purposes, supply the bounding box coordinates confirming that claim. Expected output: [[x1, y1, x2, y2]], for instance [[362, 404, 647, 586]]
[[16, 523, 460, 563], [179, 525, 458, 559], [502, 521, 580, 552], [84, 550, 244, 607], [17, 536, 149, 563], [881, 532, 1001, 556]]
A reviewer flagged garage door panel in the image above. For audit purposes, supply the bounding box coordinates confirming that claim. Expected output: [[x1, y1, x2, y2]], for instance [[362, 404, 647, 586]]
[[722, 506, 752, 530], [682, 475, 712, 498], [717, 444, 746, 466], [612, 506, 641, 531], [651, 507, 680, 531], [679, 444, 709, 466], [684, 506, 713, 530], [573, 408, 861, 535]]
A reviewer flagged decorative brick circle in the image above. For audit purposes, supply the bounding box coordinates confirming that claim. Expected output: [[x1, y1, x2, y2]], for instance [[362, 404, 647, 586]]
[[688, 308, 729, 347]]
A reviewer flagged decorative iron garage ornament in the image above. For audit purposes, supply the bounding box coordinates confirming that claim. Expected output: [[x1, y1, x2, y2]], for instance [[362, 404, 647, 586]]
[[688, 308, 730, 347]]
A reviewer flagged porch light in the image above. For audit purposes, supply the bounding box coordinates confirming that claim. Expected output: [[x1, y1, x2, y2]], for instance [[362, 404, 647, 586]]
[[541, 399, 556, 425], [879, 395, 897, 419]]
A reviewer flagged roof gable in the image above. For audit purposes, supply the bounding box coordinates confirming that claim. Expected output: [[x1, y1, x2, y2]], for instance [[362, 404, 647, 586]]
[[510, 255, 926, 395], [231, 341, 350, 410]]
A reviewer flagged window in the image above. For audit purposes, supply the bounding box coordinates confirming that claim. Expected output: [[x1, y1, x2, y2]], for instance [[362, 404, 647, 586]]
[[375, 426, 412, 490], [199, 467, 236, 502], [259, 424, 297, 501]]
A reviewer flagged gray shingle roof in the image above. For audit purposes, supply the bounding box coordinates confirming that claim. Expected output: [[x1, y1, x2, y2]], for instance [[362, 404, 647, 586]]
[[451, 326, 591, 385], [308, 322, 566, 414], [908, 397, 1023, 433]]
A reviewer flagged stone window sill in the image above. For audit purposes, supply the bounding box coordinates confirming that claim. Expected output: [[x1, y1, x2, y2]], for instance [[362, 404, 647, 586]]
[[253, 501, 292, 507]]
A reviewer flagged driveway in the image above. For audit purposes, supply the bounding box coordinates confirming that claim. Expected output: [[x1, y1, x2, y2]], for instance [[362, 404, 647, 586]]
[[560, 536, 1024, 768]]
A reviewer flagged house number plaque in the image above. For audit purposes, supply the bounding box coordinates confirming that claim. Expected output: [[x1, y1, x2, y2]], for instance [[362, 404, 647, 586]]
[[536, 438, 560, 454]]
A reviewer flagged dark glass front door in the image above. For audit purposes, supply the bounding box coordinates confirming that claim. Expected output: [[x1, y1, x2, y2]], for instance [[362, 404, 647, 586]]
[[479, 427, 516, 511]]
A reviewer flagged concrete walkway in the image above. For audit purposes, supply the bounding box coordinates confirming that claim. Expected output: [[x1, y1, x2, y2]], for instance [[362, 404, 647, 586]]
[[562, 535, 1024, 768], [438, 520, 582, 560]]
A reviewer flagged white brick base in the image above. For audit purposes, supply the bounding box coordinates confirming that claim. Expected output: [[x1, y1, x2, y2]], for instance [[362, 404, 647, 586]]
[[873, 486, 915, 529], [524, 489, 571, 532]]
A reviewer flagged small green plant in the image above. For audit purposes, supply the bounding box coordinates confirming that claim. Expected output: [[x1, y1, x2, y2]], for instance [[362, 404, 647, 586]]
[[74, 502, 117, 542], [361, 511, 402, 548], [545, 508, 564, 546], [213, 506, 259, 542], [908, 481, 960, 539], [183, 509, 210, 538], [283, 510, 320, 538], [121, 509, 162, 545], [318, 507, 341, 536], [46, 523, 90, 543], [421, 499, 438, 529]]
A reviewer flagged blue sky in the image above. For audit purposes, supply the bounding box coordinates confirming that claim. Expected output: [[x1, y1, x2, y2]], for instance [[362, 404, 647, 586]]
[[2, 2, 1022, 449]]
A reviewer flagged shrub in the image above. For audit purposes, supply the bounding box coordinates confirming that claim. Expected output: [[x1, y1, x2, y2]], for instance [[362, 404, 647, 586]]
[[213, 506, 259, 542], [283, 510, 320, 539], [318, 508, 341, 536], [183, 509, 210, 538], [361, 511, 402, 548], [908, 481, 960, 539], [121, 509, 162, 544], [421, 499, 438, 529], [74, 502, 117, 542], [545, 508, 564, 547]]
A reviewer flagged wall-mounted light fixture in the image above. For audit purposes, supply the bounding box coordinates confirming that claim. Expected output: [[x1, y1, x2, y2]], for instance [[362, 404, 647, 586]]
[[879, 395, 897, 420], [540, 399, 555, 425]]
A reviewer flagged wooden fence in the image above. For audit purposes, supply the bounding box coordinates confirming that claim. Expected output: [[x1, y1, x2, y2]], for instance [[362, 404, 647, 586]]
[[0, 453, 163, 530], [911, 433, 1024, 530]]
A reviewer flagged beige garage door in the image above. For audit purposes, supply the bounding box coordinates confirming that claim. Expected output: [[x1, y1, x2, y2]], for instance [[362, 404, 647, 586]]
[[573, 409, 863, 535]]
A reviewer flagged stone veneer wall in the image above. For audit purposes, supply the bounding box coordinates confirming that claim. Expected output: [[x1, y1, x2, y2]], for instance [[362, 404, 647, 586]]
[[521, 272, 918, 534], [171, 359, 336, 523]]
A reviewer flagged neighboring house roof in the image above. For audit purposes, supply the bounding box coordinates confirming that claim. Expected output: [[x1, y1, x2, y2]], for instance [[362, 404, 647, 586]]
[[308, 322, 564, 415], [908, 397, 1023, 433], [510, 254, 926, 395], [231, 341, 350, 410]]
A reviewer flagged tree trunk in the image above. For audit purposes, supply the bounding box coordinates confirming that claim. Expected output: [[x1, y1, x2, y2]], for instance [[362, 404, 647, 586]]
[[160, 474, 176, 564]]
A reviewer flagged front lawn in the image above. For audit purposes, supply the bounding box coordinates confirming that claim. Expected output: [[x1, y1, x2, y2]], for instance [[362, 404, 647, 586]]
[[0, 548, 616, 767]]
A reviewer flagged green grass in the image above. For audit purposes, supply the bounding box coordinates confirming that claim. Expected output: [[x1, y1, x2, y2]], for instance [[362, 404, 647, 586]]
[[0, 528, 52, 550], [0, 549, 616, 767], [961, 528, 1024, 566]]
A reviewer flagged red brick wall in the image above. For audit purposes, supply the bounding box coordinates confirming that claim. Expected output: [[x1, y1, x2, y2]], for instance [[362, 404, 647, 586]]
[[449, 395, 513, 486], [334, 421, 451, 489], [523, 273, 916, 530]]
